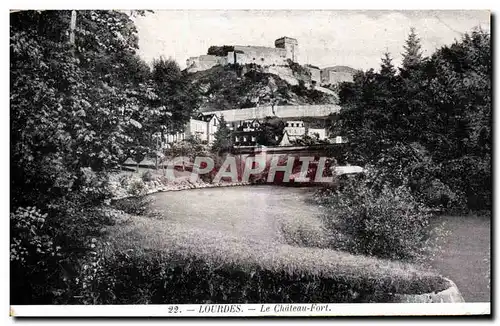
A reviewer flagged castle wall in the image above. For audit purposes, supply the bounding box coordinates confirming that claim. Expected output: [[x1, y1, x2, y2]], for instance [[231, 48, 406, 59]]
[[186, 55, 227, 73], [321, 70, 354, 85], [231, 46, 287, 66], [306, 66, 321, 83], [203, 104, 341, 122]]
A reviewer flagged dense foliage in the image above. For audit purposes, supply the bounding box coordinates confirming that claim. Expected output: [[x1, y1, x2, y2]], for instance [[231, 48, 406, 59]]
[[335, 28, 491, 211], [211, 115, 233, 155], [318, 170, 446, 262], [10, 10, 197, 303]]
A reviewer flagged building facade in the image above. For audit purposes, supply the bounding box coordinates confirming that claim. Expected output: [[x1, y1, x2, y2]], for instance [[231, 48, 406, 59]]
[[284, 120, 306, 140], [165, 114, 220, 146], [320, 66, 357, 85]]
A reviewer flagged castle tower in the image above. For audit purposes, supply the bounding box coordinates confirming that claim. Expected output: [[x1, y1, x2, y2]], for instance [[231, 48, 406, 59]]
[[275, 37, 299, 62]]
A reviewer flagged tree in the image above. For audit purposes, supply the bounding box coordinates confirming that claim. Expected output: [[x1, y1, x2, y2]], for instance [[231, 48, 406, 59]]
[[380, 52, 396, 78], [401, 27, 424, 71], [211, 116, 233, 155], [256, 117, 285, 146], [335, 27, 491, 211], [151, 57, 201, 133], [10, 10, 159, 303], [10, 10, 153, 206]]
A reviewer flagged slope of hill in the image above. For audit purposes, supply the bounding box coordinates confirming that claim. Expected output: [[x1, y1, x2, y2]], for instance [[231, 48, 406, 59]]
[[321, 65, 359, 74], [187, 64, 338, 112]]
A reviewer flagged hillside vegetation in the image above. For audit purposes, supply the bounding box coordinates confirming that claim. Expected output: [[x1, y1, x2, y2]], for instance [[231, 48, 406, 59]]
[[189, 64, 338, 112]]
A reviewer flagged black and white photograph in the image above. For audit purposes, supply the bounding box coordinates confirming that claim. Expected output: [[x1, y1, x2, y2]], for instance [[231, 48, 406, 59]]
[[8, 7, 491, 317]]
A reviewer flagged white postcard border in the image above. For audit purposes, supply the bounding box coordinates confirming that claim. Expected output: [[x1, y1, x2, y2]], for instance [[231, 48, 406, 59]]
[[10, 303, 491, 317]]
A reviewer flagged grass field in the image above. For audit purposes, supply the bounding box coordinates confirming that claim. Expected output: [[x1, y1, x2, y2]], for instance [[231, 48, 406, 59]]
[[107, 187, 450, 301]]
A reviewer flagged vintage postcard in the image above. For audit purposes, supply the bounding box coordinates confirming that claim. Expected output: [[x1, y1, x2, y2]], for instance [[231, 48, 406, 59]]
[[9, 9, 491, 317]]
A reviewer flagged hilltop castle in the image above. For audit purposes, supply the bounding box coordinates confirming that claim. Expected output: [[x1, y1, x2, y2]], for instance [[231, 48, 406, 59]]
[[185, 37, 356, 87], [186, 36, 299, 73]]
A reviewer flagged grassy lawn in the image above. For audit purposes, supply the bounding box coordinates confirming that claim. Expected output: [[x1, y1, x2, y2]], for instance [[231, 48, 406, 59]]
[[106, 187, 450, 303], [110, 214, 446, 292]]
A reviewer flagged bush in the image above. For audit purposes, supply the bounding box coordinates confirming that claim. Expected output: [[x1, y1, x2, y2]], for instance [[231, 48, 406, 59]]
[[320, 174, 443, 262], [141, 170, 154, 182], [127, 179, 147, 196], [10, 207, 62, 271], [112, 196, 153, 216], [368, 142, 466, 212], [73, 248, 449, 304]]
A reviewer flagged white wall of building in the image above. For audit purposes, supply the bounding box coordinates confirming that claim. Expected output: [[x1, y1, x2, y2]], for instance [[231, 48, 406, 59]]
[[284, 120, 306, 140], [307, 128, 327, 140]]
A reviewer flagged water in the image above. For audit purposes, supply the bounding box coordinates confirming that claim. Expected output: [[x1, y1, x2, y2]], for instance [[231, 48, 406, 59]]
[[429, 215, 491, 302]]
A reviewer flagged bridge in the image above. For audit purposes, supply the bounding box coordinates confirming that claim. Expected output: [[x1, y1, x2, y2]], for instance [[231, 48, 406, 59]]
[[231, 143, 349, 165]]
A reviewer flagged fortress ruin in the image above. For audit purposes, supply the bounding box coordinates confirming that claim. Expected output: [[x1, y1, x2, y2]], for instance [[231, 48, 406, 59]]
[[186, 36, 299, 73]]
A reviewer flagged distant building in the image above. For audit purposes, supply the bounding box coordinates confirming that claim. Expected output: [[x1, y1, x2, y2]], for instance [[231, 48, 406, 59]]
[[284, 120, 306, 140], [333, 136, 347, 144], [232, 119, 262, 147], [196, 113, 220, 144], [320, 66, 357, 85], [165, 114, 220, 145], [186, 37, 299, 73]]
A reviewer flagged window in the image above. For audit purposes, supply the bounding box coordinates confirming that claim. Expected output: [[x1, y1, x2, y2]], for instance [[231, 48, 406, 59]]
[[235, 136, 239, 142], [213, 118, 217, 126], [251, 136, 256, 142]]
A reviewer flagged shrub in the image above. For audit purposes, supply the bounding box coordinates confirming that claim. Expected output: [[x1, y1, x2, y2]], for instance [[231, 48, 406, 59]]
[[10, 207, 62, 268], [320, 174, 442, 262], [368, 142, 467, 212], [112, 196, 153, 216], [141, 170, 154, 182], [10, 206, 65, 304], [73, 246, 449, 304], [127, 179, 146, 196]]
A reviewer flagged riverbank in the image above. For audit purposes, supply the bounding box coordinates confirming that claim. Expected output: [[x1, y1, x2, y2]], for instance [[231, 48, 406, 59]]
[[108, 170, 252, 200]]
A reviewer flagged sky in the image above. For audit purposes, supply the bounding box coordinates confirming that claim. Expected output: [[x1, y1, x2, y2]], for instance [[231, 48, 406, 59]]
[[134, 10, 490, 71]]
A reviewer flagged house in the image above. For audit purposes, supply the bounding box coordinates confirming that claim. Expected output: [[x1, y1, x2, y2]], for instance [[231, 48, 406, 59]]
[[284, 120, 306, 140], [196, 113, 220, 144], [165, 113, 221, 146], [232, 119, 262, 147]]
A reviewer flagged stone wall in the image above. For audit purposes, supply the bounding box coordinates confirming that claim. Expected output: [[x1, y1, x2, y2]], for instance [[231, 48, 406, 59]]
[[204, 104, 341, 122], [186, 55, 228, 73], [306, 66, 321, 84], [229, 46, 287, 66]]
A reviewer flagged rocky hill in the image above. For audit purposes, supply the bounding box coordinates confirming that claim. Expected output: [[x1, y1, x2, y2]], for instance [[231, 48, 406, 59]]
[[187, 63, 339, 112]]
